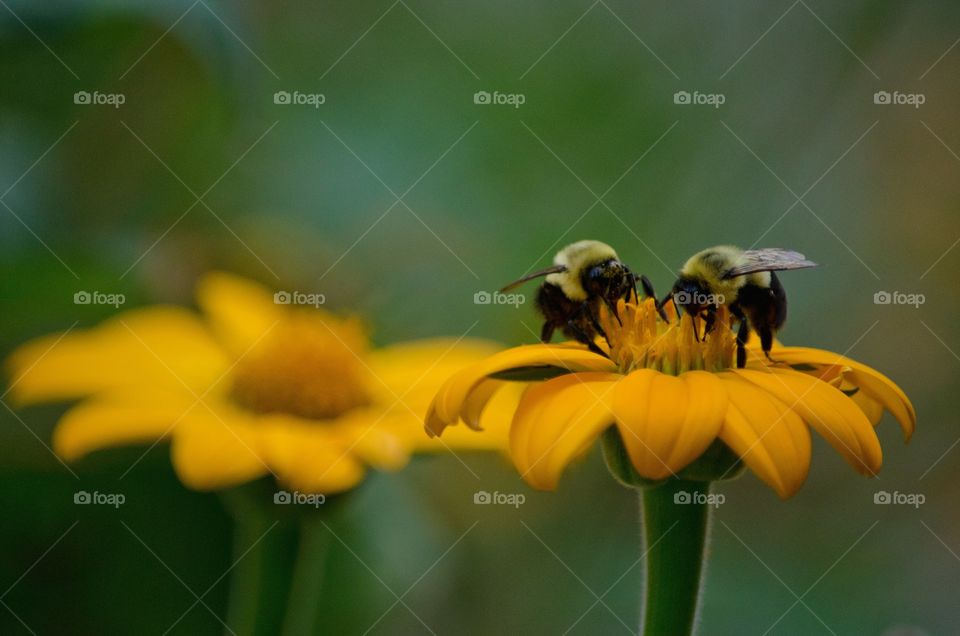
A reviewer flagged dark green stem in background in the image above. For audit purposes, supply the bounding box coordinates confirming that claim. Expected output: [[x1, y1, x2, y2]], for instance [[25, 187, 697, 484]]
[[640, 479, 711, 636], [222, 484, 340, 636], [225, 508, 298, 636], [282, 516, 330, 636]]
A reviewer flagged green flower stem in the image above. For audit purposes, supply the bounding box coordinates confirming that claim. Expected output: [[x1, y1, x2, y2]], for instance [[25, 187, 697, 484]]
[[282, 515, 330, 636], [640, 479, 711, 636]]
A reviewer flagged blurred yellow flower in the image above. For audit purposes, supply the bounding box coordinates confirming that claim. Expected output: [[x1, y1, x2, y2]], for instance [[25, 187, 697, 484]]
[[427, 298, 915, 498], [7, 273, 515, 494]]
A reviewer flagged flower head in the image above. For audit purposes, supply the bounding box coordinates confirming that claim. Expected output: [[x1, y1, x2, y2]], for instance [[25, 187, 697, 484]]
[[7, 273, 516, 494], [427, 298, 915, 498]]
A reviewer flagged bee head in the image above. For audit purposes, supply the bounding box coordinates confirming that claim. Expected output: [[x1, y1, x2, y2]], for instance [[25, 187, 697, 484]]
[[670, 277, 712, 316], [582, 259, 634, 303]]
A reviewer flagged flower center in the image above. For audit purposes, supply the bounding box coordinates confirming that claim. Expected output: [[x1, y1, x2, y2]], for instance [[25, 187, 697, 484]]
[[230, 312, 373, 420], [598, 298, 735, 374]]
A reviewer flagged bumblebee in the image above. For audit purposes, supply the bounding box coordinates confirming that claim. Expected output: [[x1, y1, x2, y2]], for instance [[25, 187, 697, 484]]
[[502, 240, 663, 355], [664, 246, 817, 368]]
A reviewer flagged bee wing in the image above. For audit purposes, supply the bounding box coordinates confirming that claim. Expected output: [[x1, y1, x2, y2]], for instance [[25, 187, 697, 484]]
[[500, 265, 567, 292], [721, 248, 817, 279]]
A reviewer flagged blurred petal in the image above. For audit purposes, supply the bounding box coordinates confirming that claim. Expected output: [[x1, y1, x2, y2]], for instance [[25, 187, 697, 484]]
[[718, 376, 811, 498], [53, 388, 192, 461], [7, 307, 228, 405], [368, 338, 504, 408], [329, 414, 411, 471], [258, 424, 366, 494], [733, 368, 882, 476], [425, 344, 615, 437], [196, 272, 282, 356], [612, 370, 727, 480], [171, 411, 270, 491]]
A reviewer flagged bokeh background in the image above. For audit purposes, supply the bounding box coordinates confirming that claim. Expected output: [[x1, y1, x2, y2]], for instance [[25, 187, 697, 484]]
[[1, 1, 958, 634]]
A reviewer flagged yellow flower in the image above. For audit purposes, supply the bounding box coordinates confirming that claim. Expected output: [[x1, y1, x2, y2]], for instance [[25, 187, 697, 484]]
[[426, 298, 915, 498], [7, 273, 516, 494]]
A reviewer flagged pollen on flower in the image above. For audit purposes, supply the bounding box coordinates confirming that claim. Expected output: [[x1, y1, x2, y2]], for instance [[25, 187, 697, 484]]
[[598, 298, 735, 374], [231, 311, 373, 420]]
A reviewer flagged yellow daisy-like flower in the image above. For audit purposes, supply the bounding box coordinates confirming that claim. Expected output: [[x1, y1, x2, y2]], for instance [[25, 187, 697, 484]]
[[7, 273, 515, 494], [426, 298, 915, 498]]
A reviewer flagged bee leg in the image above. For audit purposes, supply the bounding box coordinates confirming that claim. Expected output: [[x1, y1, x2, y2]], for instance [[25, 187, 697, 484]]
[[758, 324, 781, 364], [736, 319, 750, 368], [602, 297, 622, 326], [702, 305, 717, 337], [578, 303, 614, 351], [566, 320, 606, 356], [540, 321, 556, 343], [590, 308, 609, 341], [627, 271, 639, 304], [591, 307, 618, 352], [660, 283, 681, 322], [640, 275, 669, 322]]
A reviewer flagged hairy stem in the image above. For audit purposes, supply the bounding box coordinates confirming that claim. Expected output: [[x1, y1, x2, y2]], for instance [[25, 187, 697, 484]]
[[640, 479, 711, 636]]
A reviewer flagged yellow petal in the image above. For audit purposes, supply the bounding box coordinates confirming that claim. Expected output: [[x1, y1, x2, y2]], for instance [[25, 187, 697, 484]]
[[415, 380, 521, 453], [460, 379, 507, 430], [612, 370, 727, 480], [369, 338, 519, 452], [850, 387, 885, 426], [53, 388, 192, 461], [510, 381, 564, 479], [717, 376, 811, 498], [846, 369, 915, 441], [668, 372, 730, 467], [425, 344, 615, 437], [195, 271, 283, 356], [779, 363, 888, 428], [733, 368, 882, 476], [7, 307, 228, 405], [768, 346, 915, 441], [171, 410, 269, 491], [508, 372, 619, 490]]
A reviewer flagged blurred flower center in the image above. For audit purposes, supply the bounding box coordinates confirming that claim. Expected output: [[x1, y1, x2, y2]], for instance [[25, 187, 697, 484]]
[[599, 298, 735, 374], [230, 313, 373, 420]]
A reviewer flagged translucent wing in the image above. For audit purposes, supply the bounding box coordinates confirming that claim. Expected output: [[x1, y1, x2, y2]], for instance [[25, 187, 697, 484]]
[[500, 265, 567, 292], [721, 248, 817, 279]]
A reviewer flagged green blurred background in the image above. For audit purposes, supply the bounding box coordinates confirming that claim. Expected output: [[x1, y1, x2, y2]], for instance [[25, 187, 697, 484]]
[[1, 1, 958, 633]]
